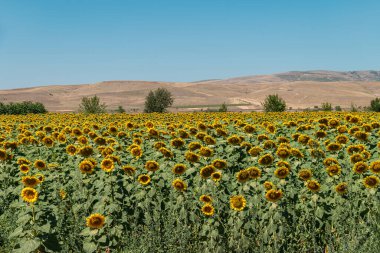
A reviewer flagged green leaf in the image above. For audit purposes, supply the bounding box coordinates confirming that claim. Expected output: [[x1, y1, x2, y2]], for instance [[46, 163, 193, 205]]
[[83, 241, 98, 253], [13, 239, 41, 253], [8, 226, 24, 239]]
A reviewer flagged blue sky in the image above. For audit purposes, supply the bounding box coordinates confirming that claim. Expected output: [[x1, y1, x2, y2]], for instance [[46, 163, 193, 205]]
[[0, 0, 379, 89]]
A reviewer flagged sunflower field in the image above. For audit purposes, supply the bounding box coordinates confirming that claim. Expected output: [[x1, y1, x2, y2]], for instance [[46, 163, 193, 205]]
[[0, 112, 380, 253]]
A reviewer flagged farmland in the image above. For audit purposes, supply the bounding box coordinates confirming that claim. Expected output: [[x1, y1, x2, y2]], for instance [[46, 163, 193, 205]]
[[1, 112, 380, 253]]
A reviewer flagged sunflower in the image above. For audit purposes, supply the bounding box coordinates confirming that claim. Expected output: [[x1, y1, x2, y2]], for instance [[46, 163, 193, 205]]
[[248, 146, 263, 157], [159, 147, 174, 158], [350, 153, 364, 164], [316, 130, 327, 139], [298, 169, 312, 181], [66, 145, 77, 156], [306, 180, 321, 192], [258, 154, 274, 166], [78, 146, 94, 157], [353, 161, 368, 174], [326, 143, 342, 152], [276, 161, 291, 169], [201, 204, 215, 217], [122, 165, 136, 176], [212, 159, 227, 169], [263, 181, 275, 191], [79, 160, 95, 174], [211, 171, 222, 182], [138, 174, 151, 186], [354, 131, 368, 141], [274, 167, 290, 179], [361, 150, 371, 160], [236, 170, 250, 183], [230, 195, 247, 211], [323, 158, 339, 166], [336, 135, 349, 144], [265, 189, 283, 202], [0, 149, 7, 161], [21, 187, 38, 203], [200, 165, 216, 179], [145, 161, 159, 172], [20, 164, 30, 174], [171, 138, 185, 148], [34, 160, 46, 170], [247, 167, 261, 179], [370, 161, 380, 174], [291, 148, 304, 158], [263, 140, 277, 150], [185, 152, 200, 163], [172, 178, 187, 191], [34, 173, 45, 183], [94, 135, 108, 144], [243, 124, 256, 133], [130, 146, 143, 158], [153, 141, 166, 150], [22, 176, 40, 188], [335, 182, 348, 195], [59, 189, 67, 200], [101, 158, 114, 173], [17, 157, 31, 165], [257, 134, 269, 142], [86, 213, 106, 229], [199, 195, 212, 203], [363, 175, 380, 188], [188, 142, 202, 151], [199, 147, 213, 157], [276, 148, 291, 159], [326, 165, 342, 177], [227, 135, 242, 145]]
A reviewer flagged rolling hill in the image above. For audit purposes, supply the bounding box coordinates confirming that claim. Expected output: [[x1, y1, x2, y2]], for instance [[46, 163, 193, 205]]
[[0, 70, 379, 112]]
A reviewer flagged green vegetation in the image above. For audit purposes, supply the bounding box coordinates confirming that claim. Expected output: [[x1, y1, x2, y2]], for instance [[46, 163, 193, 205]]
[[78, 95, 107, 114], [369, 98, 380, 112], [321, 102, 332, 111], [144, 88, 174, 113], [218, 102, 228, 112], [0, 101, 47, 115], [262, 94, 286, 112]]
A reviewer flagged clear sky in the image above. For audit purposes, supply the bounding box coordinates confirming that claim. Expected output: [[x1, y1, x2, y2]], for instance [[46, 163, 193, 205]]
[[0, 0, 379, 89]]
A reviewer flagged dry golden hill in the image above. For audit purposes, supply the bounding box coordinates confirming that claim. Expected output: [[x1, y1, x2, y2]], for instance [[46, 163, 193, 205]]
[[1, 70, 380, 112]]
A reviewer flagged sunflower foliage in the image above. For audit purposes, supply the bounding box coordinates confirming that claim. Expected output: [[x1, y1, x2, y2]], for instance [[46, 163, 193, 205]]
[[262, 94, 286, 112], [0, 112, 380, 253]]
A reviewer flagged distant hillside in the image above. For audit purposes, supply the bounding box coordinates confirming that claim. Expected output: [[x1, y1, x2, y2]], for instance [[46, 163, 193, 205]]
[[0, 70, 379, 112]]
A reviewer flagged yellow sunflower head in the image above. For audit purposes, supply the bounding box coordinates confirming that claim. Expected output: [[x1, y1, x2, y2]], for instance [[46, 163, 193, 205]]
[[101, 158, 114, 173], [138, 174, 151, 186], [172, 178, 187, 191], [21, 187, 38, 203], [201, 204, 215, 217], [265, 189, 283, 202], [86, 213, 106, 229], [230, 195, 247, 211]]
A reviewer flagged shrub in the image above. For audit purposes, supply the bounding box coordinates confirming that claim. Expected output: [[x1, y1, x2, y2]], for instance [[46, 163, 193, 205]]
[[321, 102, 332, 111], [218, 103, 228, 112], [0, 101, 47, 115], [115, 105, 126, 113], [144, 88, 174, 113], [262, 94, 286, 112], [369, 98, 380, 112], [78, 95, 107, 114]]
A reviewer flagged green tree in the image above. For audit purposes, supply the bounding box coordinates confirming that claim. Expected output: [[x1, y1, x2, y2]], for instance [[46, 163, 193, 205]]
[[115, 105, 126, 113], [369, 98, 380, 112], [144, 88, 174, 113], [321, 102, 332, 111], [78, 95, 107, 114], [335, 105, 342, 111], [262, 94, 286, 112], [218, 102, 228, 112]]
